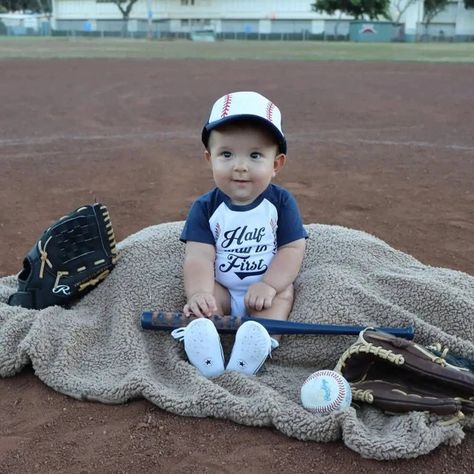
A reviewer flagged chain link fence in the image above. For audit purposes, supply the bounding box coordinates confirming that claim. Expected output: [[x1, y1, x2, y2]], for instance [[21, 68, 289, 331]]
[[1, 17, 473, 42]]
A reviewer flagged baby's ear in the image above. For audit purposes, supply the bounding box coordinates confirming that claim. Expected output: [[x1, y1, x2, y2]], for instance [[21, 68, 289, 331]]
[[204, 150, 211, 163], [273, 153, 287, 175]]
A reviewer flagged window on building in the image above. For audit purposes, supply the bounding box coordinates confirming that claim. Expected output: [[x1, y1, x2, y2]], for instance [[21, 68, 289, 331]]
[[189, 19, 210, 27], [181, 0, 195, 5]]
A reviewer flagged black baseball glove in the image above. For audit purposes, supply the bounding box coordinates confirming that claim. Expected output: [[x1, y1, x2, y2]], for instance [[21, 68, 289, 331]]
[[8, 203, 119, 310], [334, 329, 474, 417]]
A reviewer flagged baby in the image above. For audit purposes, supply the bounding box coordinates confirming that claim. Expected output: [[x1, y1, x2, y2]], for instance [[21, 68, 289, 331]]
[[172, 91, 307, 378]]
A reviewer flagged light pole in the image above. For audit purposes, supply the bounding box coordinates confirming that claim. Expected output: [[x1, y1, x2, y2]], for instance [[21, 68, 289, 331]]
[[146, 0, 153, 39]]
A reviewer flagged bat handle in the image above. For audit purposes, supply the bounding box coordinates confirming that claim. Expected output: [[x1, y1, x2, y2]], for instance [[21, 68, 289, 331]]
[[374, 326, 415, 340]]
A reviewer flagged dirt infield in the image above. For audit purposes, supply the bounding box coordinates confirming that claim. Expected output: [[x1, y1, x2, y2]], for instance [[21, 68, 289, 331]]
[[0, 58, 473, 473]]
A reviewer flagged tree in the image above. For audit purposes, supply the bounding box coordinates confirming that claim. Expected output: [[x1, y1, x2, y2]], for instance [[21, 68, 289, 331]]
[[96, 0, 140, 36], [111, 0, 140, 36], [312, 0, 391, 20], [35, 0, 51, 15], [389, 0, 418, 23], [423, 0, 449, 28], [0, 0, 50, 12]]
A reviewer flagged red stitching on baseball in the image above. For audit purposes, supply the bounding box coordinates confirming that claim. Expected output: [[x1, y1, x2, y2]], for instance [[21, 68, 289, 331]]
[[266, 101, 274, 122], [221, 94, 232, 118], [304, 370, 348, 412]]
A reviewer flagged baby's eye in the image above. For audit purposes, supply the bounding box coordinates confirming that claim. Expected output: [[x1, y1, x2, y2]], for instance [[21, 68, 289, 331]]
[[222, 151, 232, 158], [250, 152, 262, 159]]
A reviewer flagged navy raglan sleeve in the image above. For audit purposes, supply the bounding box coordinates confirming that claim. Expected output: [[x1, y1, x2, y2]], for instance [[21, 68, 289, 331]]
[[180, 199, 215, 245], [276, 189, 308, 247]]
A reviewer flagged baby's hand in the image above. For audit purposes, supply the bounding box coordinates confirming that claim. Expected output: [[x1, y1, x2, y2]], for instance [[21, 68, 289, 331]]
[[184, 292, 217, 318], [245, 282, 276, 312]]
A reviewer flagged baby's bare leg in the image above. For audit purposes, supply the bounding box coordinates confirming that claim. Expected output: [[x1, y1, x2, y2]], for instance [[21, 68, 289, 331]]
[[250, 284, 294, 341], [251, 284, 294, 321], [213, 281, 231, 315]]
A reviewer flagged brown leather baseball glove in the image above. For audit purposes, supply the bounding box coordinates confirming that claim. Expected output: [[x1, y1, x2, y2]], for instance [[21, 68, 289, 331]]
[[334, 329, 474, 417]]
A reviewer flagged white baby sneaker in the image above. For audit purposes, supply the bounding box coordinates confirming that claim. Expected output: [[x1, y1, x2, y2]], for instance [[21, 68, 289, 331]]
[[171, 318, 225, 378], [226, 320, 279, 376]]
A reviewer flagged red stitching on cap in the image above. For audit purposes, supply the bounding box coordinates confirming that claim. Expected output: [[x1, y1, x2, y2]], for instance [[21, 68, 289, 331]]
[[221, 94, 232, 118], [266, 101, 274, 122]]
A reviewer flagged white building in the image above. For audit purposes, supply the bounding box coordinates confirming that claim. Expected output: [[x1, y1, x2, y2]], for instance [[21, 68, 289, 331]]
[[0, 12, 51, 34], [47, 0, 474, 40]]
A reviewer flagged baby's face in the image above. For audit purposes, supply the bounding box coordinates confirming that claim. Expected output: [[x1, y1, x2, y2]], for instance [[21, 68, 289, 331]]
[[205, 126, 286, 206]]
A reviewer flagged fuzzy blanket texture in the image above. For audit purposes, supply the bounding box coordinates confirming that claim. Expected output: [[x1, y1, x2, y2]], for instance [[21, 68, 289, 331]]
[[1, 222, 473, 460]]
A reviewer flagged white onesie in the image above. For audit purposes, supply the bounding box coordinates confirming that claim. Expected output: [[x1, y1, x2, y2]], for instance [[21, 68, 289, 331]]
[[181, 184, 307, 316]]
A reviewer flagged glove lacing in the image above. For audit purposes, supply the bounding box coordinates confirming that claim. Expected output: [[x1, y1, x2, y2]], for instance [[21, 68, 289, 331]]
[[38, 236, 53, 278]]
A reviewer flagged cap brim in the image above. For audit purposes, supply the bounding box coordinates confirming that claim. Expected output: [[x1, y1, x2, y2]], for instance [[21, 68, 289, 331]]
[[201, 114, 287, 154]]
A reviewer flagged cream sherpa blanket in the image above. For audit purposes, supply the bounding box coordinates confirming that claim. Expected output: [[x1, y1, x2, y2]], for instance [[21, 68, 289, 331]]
[[1, 222, 473, 460]]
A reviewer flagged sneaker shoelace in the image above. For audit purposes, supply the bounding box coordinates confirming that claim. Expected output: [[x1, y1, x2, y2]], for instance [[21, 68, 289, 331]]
[[171, 327, 186, 342]]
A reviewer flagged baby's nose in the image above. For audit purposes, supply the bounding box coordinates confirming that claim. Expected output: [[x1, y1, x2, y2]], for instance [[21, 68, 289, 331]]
[[233, 157, 248, 171]]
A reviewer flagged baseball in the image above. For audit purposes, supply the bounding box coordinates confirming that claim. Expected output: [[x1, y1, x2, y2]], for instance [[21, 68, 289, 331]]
[[300, 370, 352, 413]]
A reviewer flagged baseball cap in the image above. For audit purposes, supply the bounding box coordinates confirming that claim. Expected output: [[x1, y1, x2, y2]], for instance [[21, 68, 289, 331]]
[[201, 91, 287, 154]]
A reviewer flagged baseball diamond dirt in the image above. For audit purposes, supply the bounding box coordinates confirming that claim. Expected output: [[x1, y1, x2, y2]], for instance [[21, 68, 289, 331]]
[[0, 56, 473, 473]]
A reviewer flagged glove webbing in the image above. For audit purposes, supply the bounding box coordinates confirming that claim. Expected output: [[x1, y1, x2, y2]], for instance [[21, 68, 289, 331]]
[[334, 335, 405, 376]]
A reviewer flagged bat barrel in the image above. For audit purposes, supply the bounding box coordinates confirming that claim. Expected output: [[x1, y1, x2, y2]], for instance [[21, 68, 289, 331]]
[[141, 311, 249, 333], [141, 311, 153, 330], [141, 311, 183, 330]]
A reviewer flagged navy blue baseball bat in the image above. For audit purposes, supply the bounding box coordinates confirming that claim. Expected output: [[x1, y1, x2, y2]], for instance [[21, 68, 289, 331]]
[[141, 311, 415, 339]]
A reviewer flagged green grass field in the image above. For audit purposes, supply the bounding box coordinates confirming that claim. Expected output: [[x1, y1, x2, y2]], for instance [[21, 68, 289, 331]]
[[0, 37, 473, 62]]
